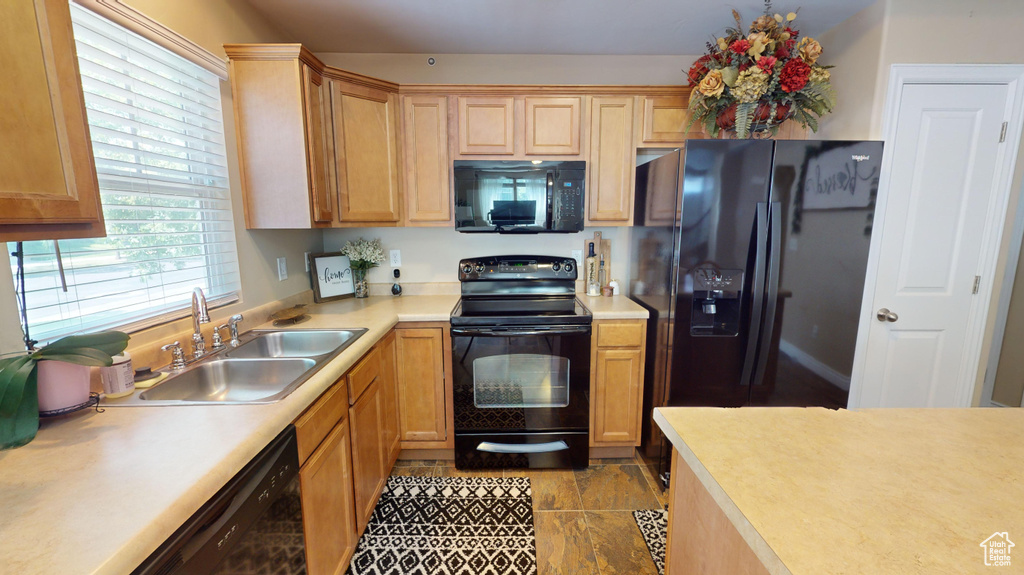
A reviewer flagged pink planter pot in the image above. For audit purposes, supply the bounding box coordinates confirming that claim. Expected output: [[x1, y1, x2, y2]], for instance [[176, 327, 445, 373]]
[[37, 361, 91, 413]]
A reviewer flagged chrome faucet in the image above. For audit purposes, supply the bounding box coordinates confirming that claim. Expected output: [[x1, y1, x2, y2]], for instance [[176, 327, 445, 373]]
[[191, 287, 210, 359]]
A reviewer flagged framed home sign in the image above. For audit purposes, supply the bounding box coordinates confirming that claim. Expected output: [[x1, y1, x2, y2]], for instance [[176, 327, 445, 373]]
[[309, 252, 354, 302]]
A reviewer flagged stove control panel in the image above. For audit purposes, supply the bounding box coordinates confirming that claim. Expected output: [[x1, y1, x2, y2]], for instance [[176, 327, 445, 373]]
[[458, 256, 578, 281]]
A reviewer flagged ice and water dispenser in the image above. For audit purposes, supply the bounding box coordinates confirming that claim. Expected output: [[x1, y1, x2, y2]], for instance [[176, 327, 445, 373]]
[[690, 266, 742, 336]]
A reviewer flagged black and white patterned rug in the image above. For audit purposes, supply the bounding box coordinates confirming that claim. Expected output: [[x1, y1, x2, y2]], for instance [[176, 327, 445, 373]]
[[633, 509, 667, 575], [348, 475, 536, 575]]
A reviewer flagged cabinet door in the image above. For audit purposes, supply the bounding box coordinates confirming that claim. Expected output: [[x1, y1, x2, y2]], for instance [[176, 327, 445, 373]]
[[332, 82, 401, 223], [640, 96, 699, 145], [587, 97, 636, 224], [402, 95, 451, 224], [379, 331, 402, 464], [525, 97, 582, 155], [395, 328, 447, 443], [457, 96, 515, 155], [300, 419, 358, 575], [0, 0, 104, 241], [303, 65, 334, 224], [349, 380, 386, 533], [592, 348, 644, 444]]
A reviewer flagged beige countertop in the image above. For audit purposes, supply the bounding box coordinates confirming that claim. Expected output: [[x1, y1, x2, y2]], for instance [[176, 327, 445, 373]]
[[580, 294, 649, 319], [0, 294, 645, 575], [654, 407, 1024, 574]]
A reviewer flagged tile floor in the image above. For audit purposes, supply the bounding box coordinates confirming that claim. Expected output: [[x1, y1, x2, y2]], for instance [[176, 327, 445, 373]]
[[391, 451, 667, 575]]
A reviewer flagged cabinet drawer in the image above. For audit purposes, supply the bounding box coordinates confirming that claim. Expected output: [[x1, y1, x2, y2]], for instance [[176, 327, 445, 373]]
[[348, 346, 381, 404], [596, 322, 644, 348], [295, 378, 349, 464]]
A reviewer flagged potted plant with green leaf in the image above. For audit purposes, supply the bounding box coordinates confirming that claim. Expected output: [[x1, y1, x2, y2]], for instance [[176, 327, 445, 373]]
[[0, 331, 130, 450]]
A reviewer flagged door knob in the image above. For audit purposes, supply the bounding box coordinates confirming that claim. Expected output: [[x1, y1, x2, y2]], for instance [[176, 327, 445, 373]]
[[876, 308, 899, 323]]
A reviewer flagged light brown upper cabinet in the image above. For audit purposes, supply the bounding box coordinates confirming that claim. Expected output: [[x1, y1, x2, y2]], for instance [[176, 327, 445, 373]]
[[401, 95, 451, 225], [226, 45, 335, 229], [639, 96, 702, 146], [453, 95, 583, 159], [525, 97, 582, 156], [0, 0, 104, 242], [587, 96, 637, 225], [330, 81, 401, 224], [457, 96, 515, 155]]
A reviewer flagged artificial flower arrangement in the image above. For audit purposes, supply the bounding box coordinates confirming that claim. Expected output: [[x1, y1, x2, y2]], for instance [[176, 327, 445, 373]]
[[685, 4, 836, 139], [340, 238, 386, 298], [341, 237, 386, 272]]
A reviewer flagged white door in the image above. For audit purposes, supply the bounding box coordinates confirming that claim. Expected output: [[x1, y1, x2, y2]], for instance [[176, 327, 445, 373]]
[[852, 77, 1019, 408]]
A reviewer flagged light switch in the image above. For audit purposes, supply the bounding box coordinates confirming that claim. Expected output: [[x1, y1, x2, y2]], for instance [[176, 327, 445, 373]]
[[277, 257, 288, 281], [304, 252, 310, 272]]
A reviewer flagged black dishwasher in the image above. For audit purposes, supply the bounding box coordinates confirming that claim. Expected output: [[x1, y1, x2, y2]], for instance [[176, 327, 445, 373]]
[[133, 425, 306, 575]]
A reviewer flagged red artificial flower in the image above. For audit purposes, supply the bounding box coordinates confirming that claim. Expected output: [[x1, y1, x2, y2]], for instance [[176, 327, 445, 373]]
[[756, 56, 777, 72], [687, 54, 713, 85], [785, 38, 797, 51], [739, 62, 750, 72], [779, 59, 811, 92], [730, 39, 751, 54], [775, 45, 790, 59]]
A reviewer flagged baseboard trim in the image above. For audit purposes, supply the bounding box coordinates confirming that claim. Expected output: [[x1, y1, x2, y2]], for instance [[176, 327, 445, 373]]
[[778, 339, 851, 391]]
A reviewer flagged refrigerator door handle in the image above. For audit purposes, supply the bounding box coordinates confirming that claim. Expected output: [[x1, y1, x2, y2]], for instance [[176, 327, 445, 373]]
[[740, 202, 770, 389], [753, 202, 784, 387]]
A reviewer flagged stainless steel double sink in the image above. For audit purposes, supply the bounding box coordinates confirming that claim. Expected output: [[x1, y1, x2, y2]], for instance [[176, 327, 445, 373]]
[[105, 329, 367, 406]]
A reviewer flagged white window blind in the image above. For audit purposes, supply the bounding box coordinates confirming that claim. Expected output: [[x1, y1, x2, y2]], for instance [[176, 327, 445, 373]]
[[9, 3, 240, 344]]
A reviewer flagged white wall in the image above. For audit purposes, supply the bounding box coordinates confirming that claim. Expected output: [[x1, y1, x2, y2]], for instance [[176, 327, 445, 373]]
[[323, 227, 631, 290], [317, 53, 698, 85], [817, 0, 1024, 405]]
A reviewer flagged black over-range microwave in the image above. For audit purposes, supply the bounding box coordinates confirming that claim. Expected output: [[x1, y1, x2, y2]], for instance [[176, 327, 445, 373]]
[[453, 160, 585, 233]]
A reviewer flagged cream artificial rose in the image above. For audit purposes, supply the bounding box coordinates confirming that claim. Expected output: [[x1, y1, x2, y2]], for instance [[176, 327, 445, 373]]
[[798, 37, 823, 65], [697, 69, 726, 98], [746, 31, 772, 58]]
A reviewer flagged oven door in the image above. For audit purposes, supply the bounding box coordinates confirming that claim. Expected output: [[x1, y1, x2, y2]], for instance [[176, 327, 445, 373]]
[[451, 324, 590, 468]]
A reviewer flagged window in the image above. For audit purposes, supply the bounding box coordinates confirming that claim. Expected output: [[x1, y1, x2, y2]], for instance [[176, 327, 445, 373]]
[[9, 3, 240, 344]]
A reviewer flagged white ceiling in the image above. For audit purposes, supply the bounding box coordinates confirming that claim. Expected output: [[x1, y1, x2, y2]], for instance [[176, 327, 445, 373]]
[[241, 0, 876, 55]]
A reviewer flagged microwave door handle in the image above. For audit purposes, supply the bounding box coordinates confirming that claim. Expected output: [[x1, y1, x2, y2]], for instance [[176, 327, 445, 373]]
[[546, 173, 554, 229]]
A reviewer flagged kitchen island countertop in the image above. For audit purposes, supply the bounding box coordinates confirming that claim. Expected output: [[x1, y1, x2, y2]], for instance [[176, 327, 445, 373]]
[[654, 406, 1024, 574], [0, 294, 646, 575]]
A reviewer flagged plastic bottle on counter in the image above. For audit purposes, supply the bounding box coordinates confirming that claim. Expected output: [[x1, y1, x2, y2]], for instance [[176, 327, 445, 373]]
[[100, 352, 134, 398]]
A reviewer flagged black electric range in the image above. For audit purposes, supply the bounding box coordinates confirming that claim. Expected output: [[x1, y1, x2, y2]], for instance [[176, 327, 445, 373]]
[[450, 255, 592, 469]]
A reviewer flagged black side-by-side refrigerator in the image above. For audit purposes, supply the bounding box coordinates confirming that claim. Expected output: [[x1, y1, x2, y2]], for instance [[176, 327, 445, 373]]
[[629, 139, 884, 482]]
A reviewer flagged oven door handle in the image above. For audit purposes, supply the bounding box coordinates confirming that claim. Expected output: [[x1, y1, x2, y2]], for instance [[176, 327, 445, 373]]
[[451, 326, 591, 337], [477, 440, 570, 454]]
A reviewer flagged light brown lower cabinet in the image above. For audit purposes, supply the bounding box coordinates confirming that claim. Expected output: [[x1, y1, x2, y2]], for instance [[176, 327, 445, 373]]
[[590, 320, 647, 446], [349, 376, 387, 534], [395, 327, 449, 447], [665, 449, 769, 575], [300, 418, 358, 575], [378, 330, 402, 463]]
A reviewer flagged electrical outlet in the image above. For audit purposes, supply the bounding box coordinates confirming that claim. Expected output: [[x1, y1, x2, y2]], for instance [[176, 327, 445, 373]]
[[390, 249, 402, 267], [277, 257, 288, 281], [304, 252, 310, 272], [811, 324, 819, 338], [571, 249, 583, 264]]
